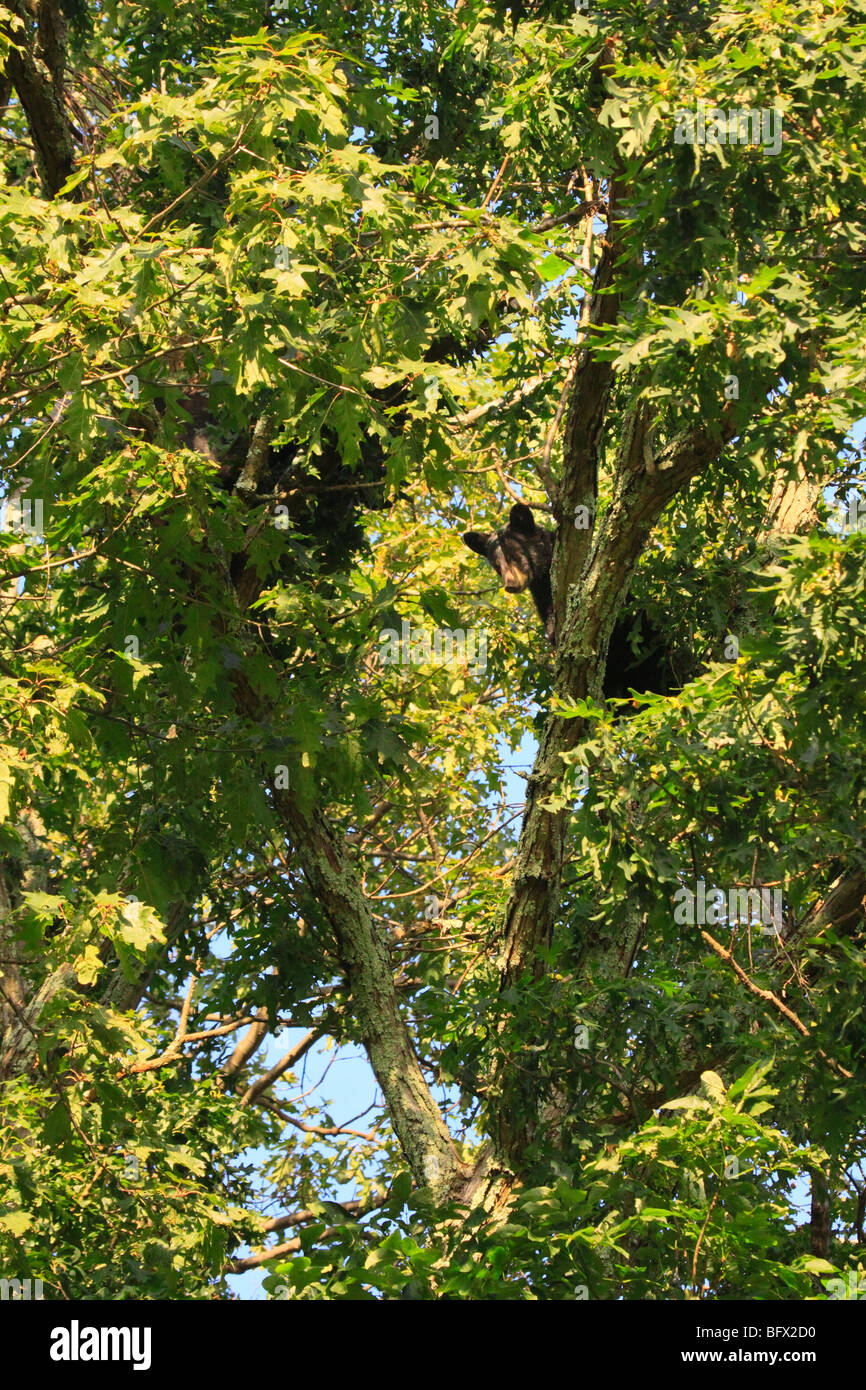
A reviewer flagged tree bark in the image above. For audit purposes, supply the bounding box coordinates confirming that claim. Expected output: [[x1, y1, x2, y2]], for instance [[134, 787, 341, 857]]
[[4, 1, 77, 197]]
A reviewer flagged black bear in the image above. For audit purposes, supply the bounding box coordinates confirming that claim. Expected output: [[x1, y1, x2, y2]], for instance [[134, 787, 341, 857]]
[[462, 503, 675, 700], [463, 503, 556, 642]]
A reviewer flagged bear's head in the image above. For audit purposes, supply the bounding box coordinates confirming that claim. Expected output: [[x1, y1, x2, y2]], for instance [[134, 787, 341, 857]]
[[461, 503, 552, 595]]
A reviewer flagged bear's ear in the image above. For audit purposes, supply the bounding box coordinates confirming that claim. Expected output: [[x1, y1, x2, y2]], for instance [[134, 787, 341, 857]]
[[462, 531, 492, 556], [509, 503, 536, 535]]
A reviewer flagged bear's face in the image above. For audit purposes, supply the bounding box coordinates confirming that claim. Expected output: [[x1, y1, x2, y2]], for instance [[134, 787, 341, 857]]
[[462, 503, 552, 595]]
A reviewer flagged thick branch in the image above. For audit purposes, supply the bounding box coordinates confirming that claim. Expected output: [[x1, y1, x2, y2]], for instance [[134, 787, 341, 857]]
[[272, 790, 469, 1199], [499, 423, 725, 1002], [239, 1028, 322, 1106]]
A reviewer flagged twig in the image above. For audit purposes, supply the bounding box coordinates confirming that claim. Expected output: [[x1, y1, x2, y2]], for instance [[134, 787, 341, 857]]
[[699, 930, 852, 1079], [690, 1190, 719, 1297], [481, 154, 511, 211]]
